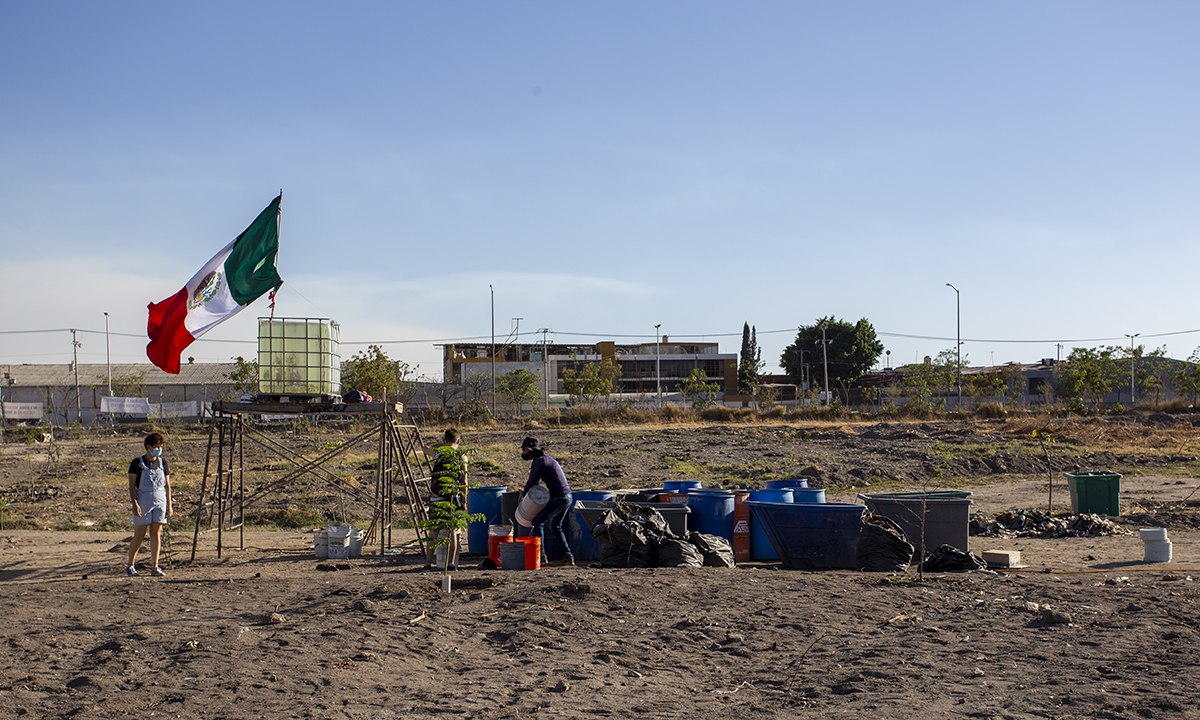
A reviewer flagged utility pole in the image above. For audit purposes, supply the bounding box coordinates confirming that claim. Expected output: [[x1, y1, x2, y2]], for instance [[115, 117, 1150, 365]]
[[490, 285, 495, 418], [70, 329, 81, 422], [655, 324, 662, 408], [816, 325, 831, 406], [1125, 333, 1140, 404], [104, 312, 112, 395], [538, 327, 550, 412], [946, 283, 961, 409]]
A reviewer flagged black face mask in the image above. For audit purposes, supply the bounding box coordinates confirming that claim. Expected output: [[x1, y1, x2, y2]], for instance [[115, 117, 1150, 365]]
[[521, 449, 532, 461]]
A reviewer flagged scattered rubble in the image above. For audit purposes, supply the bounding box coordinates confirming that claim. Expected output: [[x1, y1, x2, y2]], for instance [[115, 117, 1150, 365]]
[[971, 510, 1130, 539]]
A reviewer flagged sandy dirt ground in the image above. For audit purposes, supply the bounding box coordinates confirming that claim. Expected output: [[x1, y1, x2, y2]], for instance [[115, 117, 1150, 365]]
[[3, 466, 1200, 720]]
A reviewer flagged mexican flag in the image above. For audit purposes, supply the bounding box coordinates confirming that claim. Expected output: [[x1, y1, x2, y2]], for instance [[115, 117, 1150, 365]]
[[146, 196, 283, 374]]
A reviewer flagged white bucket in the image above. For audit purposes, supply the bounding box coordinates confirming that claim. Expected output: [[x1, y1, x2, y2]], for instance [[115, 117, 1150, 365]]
[[435, 544, 448, 569], [348, 529, 366, 558], [515, 485, 551, 528], [327, 524, 352, 560], [1139, 527, 1168, 542], [1144, 539, 1173, 563], [313, 529, 329, 559]]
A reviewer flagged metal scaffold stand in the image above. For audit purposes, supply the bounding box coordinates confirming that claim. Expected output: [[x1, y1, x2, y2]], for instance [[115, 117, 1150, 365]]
[[189, 399, 433, 561]]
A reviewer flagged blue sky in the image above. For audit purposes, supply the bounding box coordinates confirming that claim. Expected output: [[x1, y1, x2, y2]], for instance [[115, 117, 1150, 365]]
[[2, 2, 1198, 379]]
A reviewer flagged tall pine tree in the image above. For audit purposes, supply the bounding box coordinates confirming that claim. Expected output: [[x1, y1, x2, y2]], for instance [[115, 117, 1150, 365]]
[[738, 322, 762, 394]]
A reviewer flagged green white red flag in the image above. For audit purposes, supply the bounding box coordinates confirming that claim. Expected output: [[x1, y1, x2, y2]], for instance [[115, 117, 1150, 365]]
[[147, 196, 283, 373]]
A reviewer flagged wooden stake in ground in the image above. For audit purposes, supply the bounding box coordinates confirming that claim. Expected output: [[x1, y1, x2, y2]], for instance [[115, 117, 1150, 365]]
[[1035, 430, 1054, 515]]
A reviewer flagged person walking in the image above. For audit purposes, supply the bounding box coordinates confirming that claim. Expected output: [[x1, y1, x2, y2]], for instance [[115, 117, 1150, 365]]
[[519, 436, 574, 566], [126, 432, 173, 577]]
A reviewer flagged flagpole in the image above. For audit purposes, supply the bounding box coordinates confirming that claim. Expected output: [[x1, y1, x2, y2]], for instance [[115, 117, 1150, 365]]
[[271, 189, 282, 319]]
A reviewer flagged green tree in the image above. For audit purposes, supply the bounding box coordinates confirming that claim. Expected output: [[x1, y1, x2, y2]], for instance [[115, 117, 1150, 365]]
[[341, 345, 413, 400], [1058, 346, 1121, 409], [895, 361, 942, 414], [420, 444, 482, 574], [737, 322, 763, 394], [561, 357, 621, 406], [226, 356, 258, 395], [110, 370, 148, 397], [1174, 347, 1200, 405], [680, 368, 720, 409], [780, 317, 884, 392], [497, 368, 541, 416]]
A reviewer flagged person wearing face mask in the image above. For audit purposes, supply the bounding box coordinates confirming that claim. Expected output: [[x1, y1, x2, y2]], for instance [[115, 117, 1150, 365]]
[[126, 432, 173, 577], [519, 436, 575, 566]]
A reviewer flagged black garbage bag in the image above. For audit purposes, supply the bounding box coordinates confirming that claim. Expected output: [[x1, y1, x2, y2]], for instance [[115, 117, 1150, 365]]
[[592, 506, 652, 568], [619, 503, 676, 540], [657, 537, 705, 568], [920, 544, 988, 572], [688, 532, 736, 568], [857, 513, 914, 572]]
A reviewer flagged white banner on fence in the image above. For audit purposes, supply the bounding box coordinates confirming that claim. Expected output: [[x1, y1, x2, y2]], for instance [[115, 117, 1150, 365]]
[[149, 401, 200, 419], [2, 402, 45, 420], [100, 396, 151, 416]]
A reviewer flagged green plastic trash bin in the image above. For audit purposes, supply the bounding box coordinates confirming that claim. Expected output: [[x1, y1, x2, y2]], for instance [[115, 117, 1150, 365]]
[[1065, 471, 1121, 516]]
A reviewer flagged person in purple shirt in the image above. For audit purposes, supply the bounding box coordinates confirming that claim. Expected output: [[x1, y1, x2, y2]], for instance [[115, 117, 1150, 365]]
[[520, 436, 575, 566]]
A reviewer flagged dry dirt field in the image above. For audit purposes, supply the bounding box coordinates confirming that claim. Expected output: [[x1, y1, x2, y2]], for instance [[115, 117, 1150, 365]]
[[2, 415, 1200, 719]]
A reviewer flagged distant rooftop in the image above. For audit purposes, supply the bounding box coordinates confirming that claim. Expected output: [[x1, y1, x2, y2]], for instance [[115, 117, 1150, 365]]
[[3, 362, 237, 387]]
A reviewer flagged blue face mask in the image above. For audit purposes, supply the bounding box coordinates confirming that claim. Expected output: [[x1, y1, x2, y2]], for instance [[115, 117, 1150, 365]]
[[150, 447, 163, 458]]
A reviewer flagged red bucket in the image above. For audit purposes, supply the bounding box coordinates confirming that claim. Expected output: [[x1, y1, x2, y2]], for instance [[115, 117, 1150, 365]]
[[488, 525, 514, 566]]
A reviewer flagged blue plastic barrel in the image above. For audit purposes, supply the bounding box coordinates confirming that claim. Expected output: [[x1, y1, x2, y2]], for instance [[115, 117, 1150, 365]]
[[790, 488, 826, 504], [749, 488, 793, 560], [767, 478, 810, 489], [664, 480, 703, 492], [568, 490, 616, 561], [687, 489, 736, 540], [466, 486, 508, 555]]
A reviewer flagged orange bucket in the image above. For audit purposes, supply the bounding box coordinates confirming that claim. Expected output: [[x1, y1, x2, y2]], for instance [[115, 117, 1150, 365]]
[[733, 491, 751, 563], [522, 535, 542, 570]]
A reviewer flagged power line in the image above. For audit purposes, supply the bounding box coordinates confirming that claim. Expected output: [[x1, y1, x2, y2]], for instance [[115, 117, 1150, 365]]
[[5, 325, 1200, 348]]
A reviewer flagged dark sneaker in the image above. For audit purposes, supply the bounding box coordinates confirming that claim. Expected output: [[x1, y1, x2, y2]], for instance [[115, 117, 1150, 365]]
[[151, 566, 166, 577], [125, 565, 138, 577]]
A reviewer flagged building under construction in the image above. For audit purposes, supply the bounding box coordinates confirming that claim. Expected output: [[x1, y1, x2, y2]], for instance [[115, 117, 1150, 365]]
[[440, 338, 737, 396]]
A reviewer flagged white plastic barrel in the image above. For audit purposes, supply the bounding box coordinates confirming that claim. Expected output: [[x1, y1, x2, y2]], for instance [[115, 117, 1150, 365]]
[[515, 484, 551, 527]]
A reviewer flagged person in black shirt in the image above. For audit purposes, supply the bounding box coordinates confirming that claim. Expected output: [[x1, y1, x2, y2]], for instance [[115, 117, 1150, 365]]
[[520, 436, 574, 566]]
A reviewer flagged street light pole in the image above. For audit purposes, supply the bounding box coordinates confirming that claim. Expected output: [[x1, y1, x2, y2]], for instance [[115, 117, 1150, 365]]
[[104, 312, 112, 395], [539, 327, 550, 412], [655, 324, 662, 408], [946, 283, 961, 409], [1125, 333, 1140, 404]]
